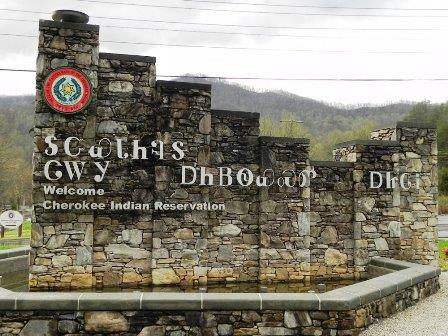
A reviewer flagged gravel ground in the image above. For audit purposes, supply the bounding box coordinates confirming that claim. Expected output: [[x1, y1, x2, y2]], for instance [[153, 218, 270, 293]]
[[361, 272, 448, 336]]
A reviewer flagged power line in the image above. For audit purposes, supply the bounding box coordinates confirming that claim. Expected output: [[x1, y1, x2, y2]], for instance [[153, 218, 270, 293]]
[[0, 33, 36, 38], [2, 68, 448, 81], [73, 0, 448, 18], [0, 18, 36, 23], [2, 3, 447, 19], [142, 0, 448, 11], [0, 68, 35, 73], [96, 24, 427, 41], [0, 18, 427, 40], [1, 9, 448, 31], [102, 39, 426, 54], [0, 9, 50, 15], [0, 33, 429, 54]]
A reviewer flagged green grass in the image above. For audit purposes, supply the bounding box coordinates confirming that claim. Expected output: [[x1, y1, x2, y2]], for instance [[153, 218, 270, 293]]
[[438, 240, 448, 271], [0, 220, 31, 239]]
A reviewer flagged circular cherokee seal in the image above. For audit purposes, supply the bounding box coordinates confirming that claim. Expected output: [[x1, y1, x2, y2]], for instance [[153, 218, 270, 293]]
[[43, 67, 92, 114]]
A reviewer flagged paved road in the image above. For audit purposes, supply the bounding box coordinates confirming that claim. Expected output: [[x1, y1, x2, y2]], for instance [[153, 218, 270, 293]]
[[439, 215, 448, 239]]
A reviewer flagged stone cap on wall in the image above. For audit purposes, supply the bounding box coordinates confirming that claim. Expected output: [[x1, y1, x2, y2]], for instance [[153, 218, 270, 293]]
[[396, 121, 437, 129], [371, 126, 395, 132], [333, 139, 400, 149], [99, 53, 156, 63], [212, 109, 260, 120], [0, 257, 438, 311], [52, 10, 89, 24], [259, 136, 310, 144], [372, 121, 437, 132], [39, 19, 99, 32], [310, 161, 354, 168], [156, 80, 211, 91]]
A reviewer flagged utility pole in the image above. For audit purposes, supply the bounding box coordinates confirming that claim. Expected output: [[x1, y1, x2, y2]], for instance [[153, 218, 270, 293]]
[[279, 119, 304, 136]]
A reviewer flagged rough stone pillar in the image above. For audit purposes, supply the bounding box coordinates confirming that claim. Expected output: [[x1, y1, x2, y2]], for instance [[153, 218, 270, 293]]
[[309, 161, 354, 280], [258, 137, 311, 283], [208, 110, 260, 283], [151, 81, 212, 285], [371, 122, 438, 266], [334, 140, 402, 277], [370, 127, 396, 141], [31, 17, 99, 289], [93, 53, 156, 287], [395, 122, 438, 266]]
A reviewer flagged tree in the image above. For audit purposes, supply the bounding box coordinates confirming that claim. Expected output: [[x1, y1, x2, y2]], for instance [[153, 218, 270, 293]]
[[260, 113, 378, 161], [404, 102, 448, 195]]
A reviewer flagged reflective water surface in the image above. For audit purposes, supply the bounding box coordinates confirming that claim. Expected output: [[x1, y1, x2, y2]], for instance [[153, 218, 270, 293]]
[[3, 270, 363, 293]]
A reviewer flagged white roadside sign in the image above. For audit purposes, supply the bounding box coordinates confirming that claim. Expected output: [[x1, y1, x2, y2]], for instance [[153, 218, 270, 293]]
[[0, 210, 23, 229]]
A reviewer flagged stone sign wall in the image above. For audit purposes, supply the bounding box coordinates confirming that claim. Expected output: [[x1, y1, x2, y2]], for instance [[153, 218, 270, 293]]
[[310, 162, 355, 279], [371, 122, 439, 266], [93, 53, 156, 288], [32, 18, 99, 289], [259, 137, 311, 283], [30, 15, 438, 289], [208, 110, 261, 283]]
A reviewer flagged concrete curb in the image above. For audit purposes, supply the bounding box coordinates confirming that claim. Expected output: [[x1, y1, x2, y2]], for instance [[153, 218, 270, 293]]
[[0, 247, 30, 260]]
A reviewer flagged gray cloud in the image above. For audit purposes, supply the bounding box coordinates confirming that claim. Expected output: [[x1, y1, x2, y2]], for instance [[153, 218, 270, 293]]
[[0, 0, 447, 103]]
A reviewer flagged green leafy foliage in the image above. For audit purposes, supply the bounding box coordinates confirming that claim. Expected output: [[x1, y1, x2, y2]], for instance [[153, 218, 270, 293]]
[[260, 114, 378, 160], [0, 95, 33, 205], [439, 195, 448, 214], [438, 240, 448, 271], [403, 102, 448, 196]]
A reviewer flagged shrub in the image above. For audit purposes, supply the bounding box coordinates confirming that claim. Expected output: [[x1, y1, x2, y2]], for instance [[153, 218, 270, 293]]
[[440, 195, 448, 214]]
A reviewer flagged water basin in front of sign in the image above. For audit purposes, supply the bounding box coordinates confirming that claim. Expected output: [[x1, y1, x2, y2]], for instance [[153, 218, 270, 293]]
[[3, 270, 368, 293], [1, 270, 29, 292]]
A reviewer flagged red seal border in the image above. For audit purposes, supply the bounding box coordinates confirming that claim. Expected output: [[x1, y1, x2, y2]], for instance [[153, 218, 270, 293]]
[[43, 67, 92, 114]]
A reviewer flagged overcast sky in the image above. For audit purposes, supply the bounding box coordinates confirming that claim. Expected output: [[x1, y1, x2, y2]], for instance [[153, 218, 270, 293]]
[[1, 0, 448, 105]]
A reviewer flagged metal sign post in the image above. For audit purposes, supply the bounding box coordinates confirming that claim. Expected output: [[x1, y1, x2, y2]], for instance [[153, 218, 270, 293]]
[[0, 210, 24, 233]]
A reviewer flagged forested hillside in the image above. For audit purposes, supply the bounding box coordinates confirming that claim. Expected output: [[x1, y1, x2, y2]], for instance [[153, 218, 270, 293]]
[[197, 78, 412, 159], [0, 79, 420, 205], [188, 78, 413, 134], [0, 95, 34, 206], [403, 102, 448, 196]]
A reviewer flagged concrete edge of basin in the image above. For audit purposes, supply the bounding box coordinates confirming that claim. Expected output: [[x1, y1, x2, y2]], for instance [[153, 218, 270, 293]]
[[0, 255, 29, 275], [0, 255, 440, 311], [0, 247, 30, 260]]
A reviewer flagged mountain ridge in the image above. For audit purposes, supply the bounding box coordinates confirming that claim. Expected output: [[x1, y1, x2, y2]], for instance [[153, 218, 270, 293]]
[[175, 77, 414, 133], [0, 78, 415, 154]]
